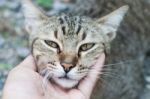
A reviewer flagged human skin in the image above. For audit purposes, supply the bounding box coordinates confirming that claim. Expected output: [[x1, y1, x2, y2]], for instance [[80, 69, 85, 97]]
[[2, 53, 105, 99]]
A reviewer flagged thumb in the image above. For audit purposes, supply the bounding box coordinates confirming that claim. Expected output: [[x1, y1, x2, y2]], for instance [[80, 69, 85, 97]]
[[18, 55, 37, 71], [78, 53, 105, 98]]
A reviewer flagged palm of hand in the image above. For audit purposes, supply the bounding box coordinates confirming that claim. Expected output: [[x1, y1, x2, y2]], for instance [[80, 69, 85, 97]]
[[2, 54, 105, 99]]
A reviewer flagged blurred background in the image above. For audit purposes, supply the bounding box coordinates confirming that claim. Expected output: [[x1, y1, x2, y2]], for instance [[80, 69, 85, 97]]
[[0, 0, 54, 97], [0, 0, 150, 99]]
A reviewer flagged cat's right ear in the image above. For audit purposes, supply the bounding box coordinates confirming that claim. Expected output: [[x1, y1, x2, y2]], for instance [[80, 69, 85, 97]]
[[96, 5, 129, 42], [21, 0, 48, 33]]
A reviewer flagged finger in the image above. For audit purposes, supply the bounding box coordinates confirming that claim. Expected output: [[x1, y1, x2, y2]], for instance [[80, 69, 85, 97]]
[[17, 55, 37, 71], [78, 53, 105, 98]]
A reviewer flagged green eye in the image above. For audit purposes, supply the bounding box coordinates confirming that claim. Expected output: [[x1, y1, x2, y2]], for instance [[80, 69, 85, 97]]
[[80, 43, 95, 51], [44, 40, 59, 48]]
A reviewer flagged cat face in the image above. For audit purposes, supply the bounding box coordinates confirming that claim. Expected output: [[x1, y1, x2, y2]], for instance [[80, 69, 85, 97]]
[[31, 16, 106, 88], [22, 0, 128, 88]]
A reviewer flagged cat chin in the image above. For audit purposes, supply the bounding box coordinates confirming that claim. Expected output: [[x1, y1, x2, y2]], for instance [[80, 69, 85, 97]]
[[53, 78, 79, 88]]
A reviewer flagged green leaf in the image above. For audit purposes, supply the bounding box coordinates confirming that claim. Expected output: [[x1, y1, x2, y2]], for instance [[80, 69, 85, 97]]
[[0, 63, 9, 69], [37, 0, 53, 9]]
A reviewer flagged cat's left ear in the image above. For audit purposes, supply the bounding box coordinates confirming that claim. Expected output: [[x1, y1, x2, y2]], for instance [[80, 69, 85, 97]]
[[21, 0, 48, 33], [97, 5, 129, 41]]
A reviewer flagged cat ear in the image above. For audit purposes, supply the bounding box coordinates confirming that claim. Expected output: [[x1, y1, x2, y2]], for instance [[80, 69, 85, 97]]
[[97, 5, 129, 41], [22, 0, 48, 32]]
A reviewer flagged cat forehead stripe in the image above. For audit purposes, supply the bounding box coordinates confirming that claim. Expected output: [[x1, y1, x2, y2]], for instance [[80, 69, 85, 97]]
[[82, 32, 86, 40], [76, 25, 81, 35], [58, 16, 68, 25], [62, 26, 66, 35], [75, 16, 81, 24], [54, 30, 58, 38], [58, 17, 64, 24], [64, 16, 69, 22]]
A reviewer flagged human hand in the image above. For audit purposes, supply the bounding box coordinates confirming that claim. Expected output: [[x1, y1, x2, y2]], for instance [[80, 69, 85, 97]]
[[2, 53, 105, 99]]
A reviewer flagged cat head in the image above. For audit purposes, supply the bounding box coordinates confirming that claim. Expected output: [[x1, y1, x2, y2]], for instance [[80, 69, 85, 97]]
[[22, 0, 128, 88]]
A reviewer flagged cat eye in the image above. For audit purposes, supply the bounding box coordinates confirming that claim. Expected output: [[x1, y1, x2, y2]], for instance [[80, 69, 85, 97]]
[[44, 40, 59, 48], [79, 43, 95, 51]]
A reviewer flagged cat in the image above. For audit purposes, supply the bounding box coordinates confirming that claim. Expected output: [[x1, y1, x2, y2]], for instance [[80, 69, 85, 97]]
[[21, 0, 145, 99]]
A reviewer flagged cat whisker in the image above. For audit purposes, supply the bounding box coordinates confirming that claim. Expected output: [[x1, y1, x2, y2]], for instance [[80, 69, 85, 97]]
[[86, 71, 111, 89], [100, 73, 121, 80], [103, 60, 137, 67], [47, 67, 56, 70], [40, 68, 49, 76], [42, 70, 54, 99], [100, 68, 119, 73], [77, 71, 88, 74], [97, 76, 116, 90], [47, 65, 57, 69], [90, 69, 120, 80], [40, 66, 55, 77], [89, 70, 121, 90]]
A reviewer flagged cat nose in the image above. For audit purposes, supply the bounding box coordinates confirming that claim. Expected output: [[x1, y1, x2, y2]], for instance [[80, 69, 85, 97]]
[[61, 63, 75, 73]]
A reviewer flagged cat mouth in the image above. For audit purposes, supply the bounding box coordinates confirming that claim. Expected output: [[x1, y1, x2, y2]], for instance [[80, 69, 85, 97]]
[[52, 76, 79, 88], [58, 75, 75, 81]]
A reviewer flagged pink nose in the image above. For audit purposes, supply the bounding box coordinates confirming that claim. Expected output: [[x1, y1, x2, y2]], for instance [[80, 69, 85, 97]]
[[61, 63, 74, 73]]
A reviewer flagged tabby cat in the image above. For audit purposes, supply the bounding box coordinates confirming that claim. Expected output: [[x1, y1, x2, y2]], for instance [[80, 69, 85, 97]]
[[22, 0, 144, 99]]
